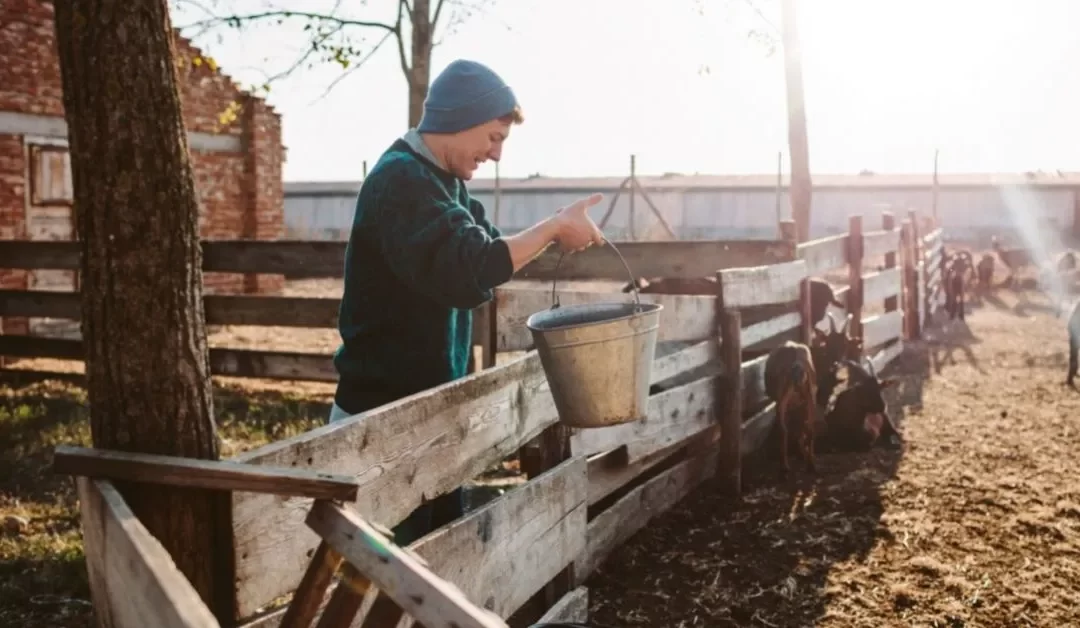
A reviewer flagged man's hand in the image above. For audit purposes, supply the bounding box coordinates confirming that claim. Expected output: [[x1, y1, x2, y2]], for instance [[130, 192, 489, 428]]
[[553, 193, 605, 253]]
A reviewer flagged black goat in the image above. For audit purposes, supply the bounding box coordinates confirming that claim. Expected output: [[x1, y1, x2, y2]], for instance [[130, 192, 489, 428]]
[[810, 312, 860, 407], [764, 341, 819, 477], [823, 358, 901, 451], [943, 250, 975, 321]]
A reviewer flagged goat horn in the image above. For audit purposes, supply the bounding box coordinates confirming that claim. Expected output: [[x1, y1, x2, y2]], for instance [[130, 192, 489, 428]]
[[840, 313, 852, 334], [865, 356, 877, 379]]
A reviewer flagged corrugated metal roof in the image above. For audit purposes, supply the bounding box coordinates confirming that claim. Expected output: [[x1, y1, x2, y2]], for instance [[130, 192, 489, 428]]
[[285, 171, 1080, 196]]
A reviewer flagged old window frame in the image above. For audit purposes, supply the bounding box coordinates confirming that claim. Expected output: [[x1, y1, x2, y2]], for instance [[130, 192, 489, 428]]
[[28, 143, 74, 206]]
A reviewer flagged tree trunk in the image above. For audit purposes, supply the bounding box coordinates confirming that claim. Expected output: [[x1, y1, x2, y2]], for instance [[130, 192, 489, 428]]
[[408, 0, 434, 128], [53, 0, 232, 621], [781, 0, 812, 243]]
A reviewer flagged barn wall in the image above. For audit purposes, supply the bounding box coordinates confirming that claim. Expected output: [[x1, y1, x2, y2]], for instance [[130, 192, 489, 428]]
[[0, 0, 285, 333]]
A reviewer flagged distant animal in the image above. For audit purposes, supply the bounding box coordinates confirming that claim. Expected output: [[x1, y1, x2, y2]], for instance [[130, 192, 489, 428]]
[[976, 253, 995, 292], [1056, 250, 1078, 273], [990, 236, 1035, 287], [943, 250, 975, 321], [1067, 300, 1080, 387], [823, 358, 902, 451], [624, 276, 846, 328], [764, 341, 820, 477]]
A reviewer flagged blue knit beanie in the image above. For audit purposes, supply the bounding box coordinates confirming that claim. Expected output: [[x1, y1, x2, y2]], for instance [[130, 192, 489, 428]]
[[417, 59, 519, 134]]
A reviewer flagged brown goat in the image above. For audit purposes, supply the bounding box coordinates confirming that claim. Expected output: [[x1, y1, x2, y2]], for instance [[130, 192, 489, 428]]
[[823, 358, 901, 451], [764, 341, 819, 477], [991, 236, 1034, 287], [976, 253, 995, 293]]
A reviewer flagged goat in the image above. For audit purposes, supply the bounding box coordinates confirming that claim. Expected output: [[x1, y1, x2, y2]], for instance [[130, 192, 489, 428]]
[[810, 312, 861, 407], [764, 341, 819, 477], [625, 276, 845, 327], [991, 236, 1035, 287], [823, 358, 901, 451], [1056, 250, 1078, 273], [943, 250, 975, 321], [976, 253, 995, 293], [1067, 299, 1080, 387]]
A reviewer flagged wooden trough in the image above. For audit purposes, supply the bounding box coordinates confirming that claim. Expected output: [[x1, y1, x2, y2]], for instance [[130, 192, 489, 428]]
[[6, 208, 949, 626]]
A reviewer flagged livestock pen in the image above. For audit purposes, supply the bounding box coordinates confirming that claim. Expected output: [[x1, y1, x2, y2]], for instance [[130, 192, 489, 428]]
[[0, 209, 945, 627]]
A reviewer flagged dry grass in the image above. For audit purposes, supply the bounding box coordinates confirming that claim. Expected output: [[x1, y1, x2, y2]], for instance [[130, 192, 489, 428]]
[[586, 287, 1080, 627]]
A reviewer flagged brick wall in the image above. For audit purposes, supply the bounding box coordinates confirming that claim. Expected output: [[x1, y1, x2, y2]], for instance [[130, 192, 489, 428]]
[[0, 0, 286, 339]]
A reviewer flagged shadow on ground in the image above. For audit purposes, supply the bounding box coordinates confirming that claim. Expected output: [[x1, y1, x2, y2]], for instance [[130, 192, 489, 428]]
[[585, 317, 959, 628]]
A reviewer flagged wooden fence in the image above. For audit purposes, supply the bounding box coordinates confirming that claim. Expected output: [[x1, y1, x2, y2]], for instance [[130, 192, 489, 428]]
[[7, 208, 946, 627]]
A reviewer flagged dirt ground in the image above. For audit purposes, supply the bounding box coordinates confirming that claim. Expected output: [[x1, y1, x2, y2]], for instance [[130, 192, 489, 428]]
[[587, 287, 1080, 627]]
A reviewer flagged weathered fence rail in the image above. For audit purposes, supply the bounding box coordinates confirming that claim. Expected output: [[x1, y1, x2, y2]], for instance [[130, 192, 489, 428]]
[[8, 208, 946, 627]]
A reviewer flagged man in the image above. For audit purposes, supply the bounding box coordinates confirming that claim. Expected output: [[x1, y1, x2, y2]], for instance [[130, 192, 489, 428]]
[[329, 59, 605, 545]]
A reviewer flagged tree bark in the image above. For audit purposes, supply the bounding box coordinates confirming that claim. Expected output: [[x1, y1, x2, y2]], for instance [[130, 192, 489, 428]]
[[781, 0, 812, 243], [408, 0, 434, 128], [52, 0, 232, 621]]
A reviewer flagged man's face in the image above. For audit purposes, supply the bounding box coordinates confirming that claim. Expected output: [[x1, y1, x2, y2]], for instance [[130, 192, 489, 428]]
[[446, 118, 512, 180]]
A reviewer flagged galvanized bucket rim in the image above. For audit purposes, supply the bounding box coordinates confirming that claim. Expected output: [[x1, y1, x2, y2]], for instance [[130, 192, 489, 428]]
[[525, 301, 663, 333]]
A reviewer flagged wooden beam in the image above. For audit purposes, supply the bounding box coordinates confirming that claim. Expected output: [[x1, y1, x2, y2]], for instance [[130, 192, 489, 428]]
[[230, 353, 559, 618], [493, 287, 718, 352], [571, 374, 718, 460], [0, 290, 341, 328], [535, 587, 588, 624], [406, 456, 587, 620], [716, 308, 743, 496], [515, 240, 796, 281], [861, 310, 904, 351], [741, 404, 776, 456], [650, 339, 721, 385], [53, 445, 360, 501], [862, 267, 902, 303], [575, 449, 717, 583], [277, 542, 343, 628], [0, 335, 337, 382], [78, 478, 222, 628], [741, 311, 800, 349], [870, 340, 903, 373], [740, 354, 769, 415], [795, 233, 848, 276], [862, 228, 900, 260], [305, 501, 509, 628], [717, 260, 807, 308]]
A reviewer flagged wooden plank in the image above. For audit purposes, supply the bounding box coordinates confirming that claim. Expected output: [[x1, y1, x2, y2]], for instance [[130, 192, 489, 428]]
[[742, 404, 776, 456], [861, 310, 904, 351], [741, 354, 768, 413], [575, 449, 717, 583], [741, 311, 800, 349], [0, 290, 341, 328], [535, 587, 588, 624], [230, 353, 559, 618], [0, 239, 341, 276], [407, 456, 587, 619], [515, 240, 795, 281], [862, 267, 902, 303], [570, 374, 718, 460], [304, 501, 508, 628], [717, 260, 807, 308], [795, 233, 848, 276], [53, 445, 359, 501], [77, 478, 221, 628], [862, 228, 899, 260], [870, 340, 904, 374], [922, 228, 943, 246], [650, 339, 720, 385], [493, 287, 717, 352], [0, 335, 337, 382], [277, 542, 343, 628]]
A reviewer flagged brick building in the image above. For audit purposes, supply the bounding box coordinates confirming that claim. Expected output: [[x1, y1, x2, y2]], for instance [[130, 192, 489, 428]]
[[0, 0, 285, 337]]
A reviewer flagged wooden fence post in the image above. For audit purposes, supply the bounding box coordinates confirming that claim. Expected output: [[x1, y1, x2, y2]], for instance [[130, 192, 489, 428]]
[[899, 220, 916, 340], [908, 209, 923, 338], [882, 212, 897, 315], [846, 214, 864, 358], [518, 425, 573, 615], [714, 300, 742, 499]]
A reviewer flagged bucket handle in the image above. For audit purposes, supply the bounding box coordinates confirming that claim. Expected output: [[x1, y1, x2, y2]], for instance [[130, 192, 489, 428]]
[[550, 239, 642, 310]]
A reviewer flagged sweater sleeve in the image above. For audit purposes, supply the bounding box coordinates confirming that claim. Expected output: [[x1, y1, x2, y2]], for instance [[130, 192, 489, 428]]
[[468, 196, 503, 239], [375, 169, 514, 310]]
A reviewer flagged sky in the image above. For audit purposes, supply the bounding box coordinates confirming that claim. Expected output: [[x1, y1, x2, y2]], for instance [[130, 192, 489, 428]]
[[171, 0, 1080, 182]]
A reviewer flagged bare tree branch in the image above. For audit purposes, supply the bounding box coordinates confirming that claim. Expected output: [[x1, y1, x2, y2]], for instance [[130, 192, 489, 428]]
[[310, 29, 395, 105], [177, 10, 397, 34]]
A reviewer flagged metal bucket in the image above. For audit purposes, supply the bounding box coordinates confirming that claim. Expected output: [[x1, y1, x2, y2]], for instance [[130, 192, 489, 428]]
[[525, 242, 663, 429]]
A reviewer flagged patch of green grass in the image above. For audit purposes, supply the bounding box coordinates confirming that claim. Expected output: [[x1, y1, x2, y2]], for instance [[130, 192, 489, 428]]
[[0, 378, 330, 628]]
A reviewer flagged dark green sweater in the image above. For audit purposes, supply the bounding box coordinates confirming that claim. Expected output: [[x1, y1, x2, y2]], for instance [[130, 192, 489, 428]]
[[332, 139, 514, 413]]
